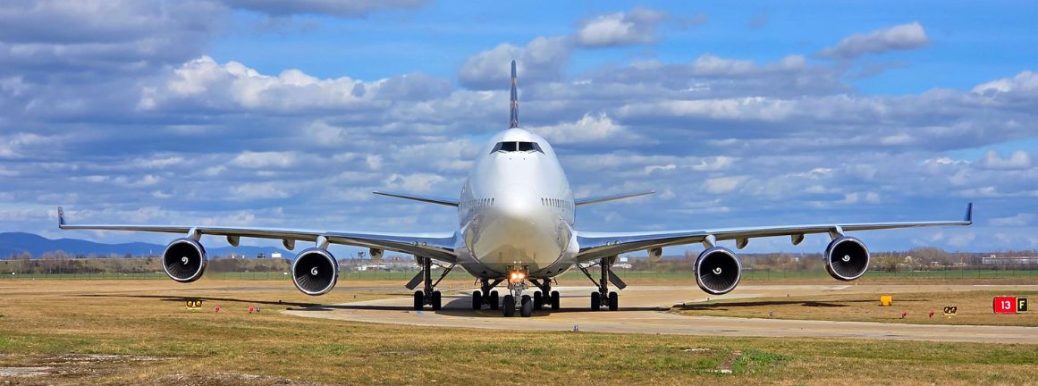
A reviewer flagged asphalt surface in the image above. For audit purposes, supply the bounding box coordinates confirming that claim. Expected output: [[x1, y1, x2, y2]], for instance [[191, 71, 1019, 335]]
[[284, 284, 1038, 344]]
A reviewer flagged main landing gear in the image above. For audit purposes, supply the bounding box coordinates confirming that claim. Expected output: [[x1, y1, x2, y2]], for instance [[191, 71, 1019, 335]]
[[529, 278, 561, 311], [409, 257, 454, 311], [578, 256, 625, 311], [471, 278, 502, 311]]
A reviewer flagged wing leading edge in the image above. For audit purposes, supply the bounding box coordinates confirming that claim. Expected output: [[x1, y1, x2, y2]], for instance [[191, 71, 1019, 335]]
[[57, 207, 457, 263], [575, 203, 973, 262]]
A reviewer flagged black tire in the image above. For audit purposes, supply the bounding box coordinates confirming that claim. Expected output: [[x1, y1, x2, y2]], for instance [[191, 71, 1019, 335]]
[[489, 290, 500, 310], [413, 291, 424, 311], [472, 291, 482, 310], [521, 294, 531, 307], [550, 290, 560, 311], [533, 291, 544, 309], [608, 291, 618, 311], [431, 291, 442, 311], [590, 291, 601, 310], [520, 298, 534, 317], [502, 295, 515, 317]]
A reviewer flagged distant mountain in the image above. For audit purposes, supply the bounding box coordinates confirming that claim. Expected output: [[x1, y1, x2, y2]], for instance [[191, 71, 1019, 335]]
[[0, 232, 290, 259]]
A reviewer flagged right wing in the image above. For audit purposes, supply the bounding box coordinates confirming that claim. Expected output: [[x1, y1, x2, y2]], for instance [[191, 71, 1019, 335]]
[[575, 203, 973, 262], [57, 207, 457, 263]]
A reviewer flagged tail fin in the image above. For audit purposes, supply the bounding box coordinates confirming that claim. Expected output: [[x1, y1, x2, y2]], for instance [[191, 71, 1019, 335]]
[[509, 60, 519, 128]]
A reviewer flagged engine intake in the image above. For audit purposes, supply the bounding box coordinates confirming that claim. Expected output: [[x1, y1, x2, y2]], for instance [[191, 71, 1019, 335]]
[[162, 238, 207, 283], [825, 236, 870, 281], [292, 248, 338, 296], [694, 247, 742, 295]]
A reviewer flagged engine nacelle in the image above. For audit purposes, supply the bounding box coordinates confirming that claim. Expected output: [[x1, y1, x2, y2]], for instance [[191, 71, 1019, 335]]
[[694, 247, 742, 295], [162, 238, 208, 283], [292, 248, 338, 296], [825, 236, 870, 281]]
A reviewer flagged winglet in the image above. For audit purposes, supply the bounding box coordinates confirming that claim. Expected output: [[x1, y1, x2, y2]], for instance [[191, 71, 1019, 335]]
[[509, 60, 519, 129], [964, 202, 973, 224], [57, 206, 66, 227]]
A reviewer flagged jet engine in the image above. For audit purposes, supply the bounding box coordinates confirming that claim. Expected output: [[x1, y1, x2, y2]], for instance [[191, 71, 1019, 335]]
[[162, 238, 208, 283], [825, 236, 870, 281], [694, 247, 742, 295], [292, 248, 338, 296]]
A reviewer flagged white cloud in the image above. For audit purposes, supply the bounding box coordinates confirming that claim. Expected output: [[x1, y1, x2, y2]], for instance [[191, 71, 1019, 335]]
[[230, 151, 298, 169], [820, 22, 929, 59], [528, 113, 641, 144], [230, 182, 292, 200], [972, 71, 1038, 99], [458, 36, 571, 89], [990, 213, 1034, 227], [703, 176, 748, 194], [221, 0, 425, 17], [575, 8, 666, 47], [383, 173, 445, 192], [980, 150, 1031, 170]]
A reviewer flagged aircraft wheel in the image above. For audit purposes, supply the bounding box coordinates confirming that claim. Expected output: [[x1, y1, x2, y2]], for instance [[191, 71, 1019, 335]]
[[533, 291, 544, 309], [413, 291, 424, 311], [471, 291, 482, 310], [590, 291, 601, 311], [521, 294, 531, 307], [520, 298, 534, 317], [502, 295, 515, 317], [431, 291, 442, 311], [489, 290, 500, 310], [550, 290, 560, 311], [608, 291, 618, 311]]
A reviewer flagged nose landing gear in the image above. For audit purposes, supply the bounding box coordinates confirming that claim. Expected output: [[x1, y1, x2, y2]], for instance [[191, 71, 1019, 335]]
[[501, 267, 535, 317]]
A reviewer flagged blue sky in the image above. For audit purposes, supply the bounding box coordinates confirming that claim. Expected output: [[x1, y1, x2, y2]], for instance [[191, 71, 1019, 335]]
[[1, 0, 1036, 255]]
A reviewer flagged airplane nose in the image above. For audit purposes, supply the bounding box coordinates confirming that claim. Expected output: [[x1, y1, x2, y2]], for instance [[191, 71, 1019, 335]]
[[496, 193, 537, 223]]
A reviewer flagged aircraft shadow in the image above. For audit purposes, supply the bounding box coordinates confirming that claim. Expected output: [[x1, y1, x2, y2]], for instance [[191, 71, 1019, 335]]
[[79, 293, 669, 317]]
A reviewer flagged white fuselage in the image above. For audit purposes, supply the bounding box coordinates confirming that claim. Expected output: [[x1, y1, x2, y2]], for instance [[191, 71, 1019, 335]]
[[454, 128, 579, 279]]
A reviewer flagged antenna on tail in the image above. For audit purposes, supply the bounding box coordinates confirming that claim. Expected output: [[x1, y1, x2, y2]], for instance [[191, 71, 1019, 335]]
[[509, 60, 519, 128]]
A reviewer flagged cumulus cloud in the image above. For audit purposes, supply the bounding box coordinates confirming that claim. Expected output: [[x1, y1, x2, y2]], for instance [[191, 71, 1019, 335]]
[[0, 0, 226, 75], [575, 8, 666, 47], [458, 36, 571, 90], [980, 150, 1031, 170], [819, 22, 929, 59], [528, 113, 643, 145], [1, 6, 1036, 253], [221, 0, 425, 17]]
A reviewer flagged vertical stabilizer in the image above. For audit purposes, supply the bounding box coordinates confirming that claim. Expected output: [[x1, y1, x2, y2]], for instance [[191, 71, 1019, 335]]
[[509, 60, 519, 128]]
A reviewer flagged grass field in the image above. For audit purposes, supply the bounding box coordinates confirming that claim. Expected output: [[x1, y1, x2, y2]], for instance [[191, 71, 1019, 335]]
[[1, 279, 1037, 385]]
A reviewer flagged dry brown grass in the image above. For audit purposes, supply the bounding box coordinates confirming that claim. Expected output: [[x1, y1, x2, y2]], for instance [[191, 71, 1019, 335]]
[[676, 290, 1038, 327], [0, 279, 1036, 385]]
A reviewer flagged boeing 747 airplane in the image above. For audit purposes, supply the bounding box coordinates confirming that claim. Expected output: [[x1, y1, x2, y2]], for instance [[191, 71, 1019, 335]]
[[58, 61, 973, 317]]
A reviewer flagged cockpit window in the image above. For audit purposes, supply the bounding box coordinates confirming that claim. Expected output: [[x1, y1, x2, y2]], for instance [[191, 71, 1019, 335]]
[[492, 141, 543, 154]]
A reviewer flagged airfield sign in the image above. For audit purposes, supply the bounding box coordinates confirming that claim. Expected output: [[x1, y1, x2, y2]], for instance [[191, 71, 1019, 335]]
[[993, 296, 1017, 314]]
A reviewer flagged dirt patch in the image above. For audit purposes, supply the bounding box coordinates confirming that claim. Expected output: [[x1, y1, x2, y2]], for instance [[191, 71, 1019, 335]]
[[0, 353, 171, 382]]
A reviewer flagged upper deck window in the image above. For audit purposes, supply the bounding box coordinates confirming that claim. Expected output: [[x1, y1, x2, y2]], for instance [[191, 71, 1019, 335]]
[[492, 141, 543, 154]]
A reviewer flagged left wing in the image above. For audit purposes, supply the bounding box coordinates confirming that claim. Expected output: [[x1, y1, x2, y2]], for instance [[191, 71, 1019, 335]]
[[575, 203, 973, 262], [57, 207, 457, 263]]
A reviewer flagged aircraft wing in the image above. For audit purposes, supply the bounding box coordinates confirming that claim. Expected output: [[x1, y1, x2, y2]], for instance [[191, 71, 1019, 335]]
[[574, 203, 973, 262], [57, 207, 457, 263]]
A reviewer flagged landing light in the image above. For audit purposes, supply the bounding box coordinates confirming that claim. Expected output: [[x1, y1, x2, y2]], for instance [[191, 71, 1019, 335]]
[[508, 271, 526, 283]]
